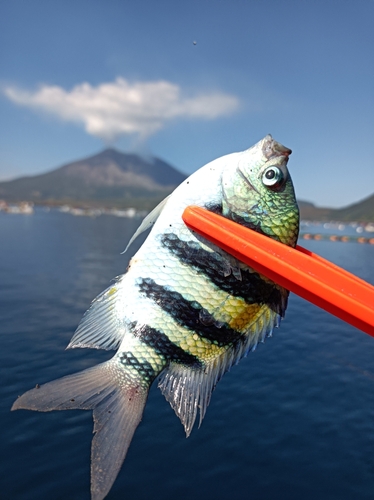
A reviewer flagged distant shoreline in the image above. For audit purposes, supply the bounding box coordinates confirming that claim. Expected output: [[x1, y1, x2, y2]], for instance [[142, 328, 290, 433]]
[[2, 200, 374, 227]]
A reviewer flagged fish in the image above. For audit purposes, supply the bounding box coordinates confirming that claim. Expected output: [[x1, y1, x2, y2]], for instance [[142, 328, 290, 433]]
[[12, 135, 299, 500]]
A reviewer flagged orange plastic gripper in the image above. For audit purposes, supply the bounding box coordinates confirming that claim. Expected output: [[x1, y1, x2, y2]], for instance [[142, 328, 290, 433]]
[[182, 205, 374, 337]]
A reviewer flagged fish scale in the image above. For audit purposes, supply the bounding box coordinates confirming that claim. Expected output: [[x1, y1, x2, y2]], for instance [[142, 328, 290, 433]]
[[12, 135, 299, 500]]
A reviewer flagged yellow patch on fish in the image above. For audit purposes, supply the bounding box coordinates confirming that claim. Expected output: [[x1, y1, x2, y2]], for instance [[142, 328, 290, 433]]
[[208, 295, 261, 331], [180, 335, 223, 359], [228, 303, 263, 331]]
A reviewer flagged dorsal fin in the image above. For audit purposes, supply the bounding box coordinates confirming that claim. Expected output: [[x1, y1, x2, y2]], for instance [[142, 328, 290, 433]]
[[122, 195, 171, 253], [158, 302, 285, 436]]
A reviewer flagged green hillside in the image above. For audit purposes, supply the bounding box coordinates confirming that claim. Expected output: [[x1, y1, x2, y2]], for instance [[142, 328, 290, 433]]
[[298, 195, 374, 222]]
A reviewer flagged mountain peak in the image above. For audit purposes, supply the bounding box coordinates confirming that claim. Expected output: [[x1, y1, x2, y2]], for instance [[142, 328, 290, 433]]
[[0, 149, 186, 208], [96, 147, 122, 156]]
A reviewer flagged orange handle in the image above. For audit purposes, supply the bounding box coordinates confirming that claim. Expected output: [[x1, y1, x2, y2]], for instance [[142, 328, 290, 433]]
[[182, 206, 374, 336]]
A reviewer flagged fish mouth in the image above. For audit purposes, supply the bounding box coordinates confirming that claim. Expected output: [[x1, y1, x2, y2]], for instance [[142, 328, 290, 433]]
[[262, 135, 292, 160]]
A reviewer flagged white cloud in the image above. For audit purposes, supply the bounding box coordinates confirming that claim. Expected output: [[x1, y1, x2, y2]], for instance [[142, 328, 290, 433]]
[[3, 78, 239, 142]]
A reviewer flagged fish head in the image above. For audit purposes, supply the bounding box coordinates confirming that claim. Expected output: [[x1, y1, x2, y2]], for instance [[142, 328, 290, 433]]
[[221, 135, 299, 246]]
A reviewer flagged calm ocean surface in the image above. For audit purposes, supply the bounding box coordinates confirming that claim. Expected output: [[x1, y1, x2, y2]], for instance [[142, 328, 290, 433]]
[[1, 208, 374, 500]]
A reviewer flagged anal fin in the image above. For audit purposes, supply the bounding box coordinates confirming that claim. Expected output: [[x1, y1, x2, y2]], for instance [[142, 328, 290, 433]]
[[67, 284, 126, 351]]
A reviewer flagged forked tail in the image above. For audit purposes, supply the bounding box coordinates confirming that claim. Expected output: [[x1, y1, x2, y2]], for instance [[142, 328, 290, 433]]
[[12, 360, 149, 500]]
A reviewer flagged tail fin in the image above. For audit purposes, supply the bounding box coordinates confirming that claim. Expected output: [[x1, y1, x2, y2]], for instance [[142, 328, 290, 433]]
[[12, 360, 149, 500]]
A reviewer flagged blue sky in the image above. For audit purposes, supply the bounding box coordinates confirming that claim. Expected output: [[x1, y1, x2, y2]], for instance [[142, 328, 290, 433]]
[[0, 0, 373, 208]]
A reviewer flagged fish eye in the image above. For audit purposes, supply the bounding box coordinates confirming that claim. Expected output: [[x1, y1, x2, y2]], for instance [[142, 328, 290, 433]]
[[262, 166, 284, 188]]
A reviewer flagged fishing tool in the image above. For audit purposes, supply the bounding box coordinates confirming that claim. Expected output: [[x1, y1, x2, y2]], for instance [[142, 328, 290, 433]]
[[182, 206, 374, 336]]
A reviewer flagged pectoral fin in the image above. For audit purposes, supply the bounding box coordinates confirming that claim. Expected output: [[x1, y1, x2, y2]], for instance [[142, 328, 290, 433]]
[[122, 195, 171, 253]]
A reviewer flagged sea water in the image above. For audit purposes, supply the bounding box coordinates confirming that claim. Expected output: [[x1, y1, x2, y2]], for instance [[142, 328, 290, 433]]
[[1, 208, 374, 500]]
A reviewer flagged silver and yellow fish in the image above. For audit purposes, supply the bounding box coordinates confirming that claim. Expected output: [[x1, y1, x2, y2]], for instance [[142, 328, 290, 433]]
[[12, 135, 299, 500]]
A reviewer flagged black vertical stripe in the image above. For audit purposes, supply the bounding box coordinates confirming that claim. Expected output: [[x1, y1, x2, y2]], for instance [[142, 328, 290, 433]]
[[135, 324, 202, 367], [160, 233, 284, 314], [118, 351, 157, 383], [137, 278, 238, 347]]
